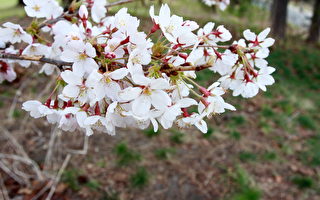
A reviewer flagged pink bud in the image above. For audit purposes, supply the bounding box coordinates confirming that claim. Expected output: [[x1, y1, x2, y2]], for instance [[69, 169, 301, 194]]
[[104, 52, 116, 59]]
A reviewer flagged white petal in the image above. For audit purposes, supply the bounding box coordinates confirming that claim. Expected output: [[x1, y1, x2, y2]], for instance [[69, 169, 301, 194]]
[[150, 90, 171, 109], [132, 95, 151, 116], [118, 87, 142, 101], [109, 68, 128, 80], [62, 85, 80, 98]]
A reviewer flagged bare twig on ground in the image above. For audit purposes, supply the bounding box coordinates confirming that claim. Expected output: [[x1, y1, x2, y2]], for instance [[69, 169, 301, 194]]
[[44, 126, 60, 171], [66, 134, 89, 155], [1, 128, 44, 180], [0, 174, 10, 200], [7, 75, 31, 121], [45, 154, 71, 200], [0, 160, 26, 185]]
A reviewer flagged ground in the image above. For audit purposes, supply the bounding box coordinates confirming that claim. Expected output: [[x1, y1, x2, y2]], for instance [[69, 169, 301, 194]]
[[0, 0, 320, 200]]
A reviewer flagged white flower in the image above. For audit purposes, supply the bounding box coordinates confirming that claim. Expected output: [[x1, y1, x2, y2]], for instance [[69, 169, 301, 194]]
[[0, 22, 32, 44], [0, 61, 16, 83], [22, 100, 53, 118], [89, 68, 128, 102], [254, 66, 276, 92], [151, 4, 198, 45], [61, 42, 98, 76], [243, 28, 275, 48], [60, 70, 96, 105], [92, 0, 107, 23], [119, 75, 171, 117], [198, 82, 236, 117], [23, 0, 49, 18], [114, 8, 140, 35], [127, 46, 151, 75]]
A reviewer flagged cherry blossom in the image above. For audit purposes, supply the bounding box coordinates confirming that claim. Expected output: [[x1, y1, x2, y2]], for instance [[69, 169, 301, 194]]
[[0, 1, 276, 136]]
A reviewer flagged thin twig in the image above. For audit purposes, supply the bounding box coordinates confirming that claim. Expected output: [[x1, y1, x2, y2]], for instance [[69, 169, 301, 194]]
[[161, 64, 212, 74], [0, 160, 25, 185], [7, 76, 31, 120], [0, 174, 10, 200], [39, 15, 66, 29], [0, 54, 72, 70], [44, 126, 59, 171], [106, 0, 135, 8], [66, 134, 89, 155], [31, 180, 53, 200], [45, 154, 71, 200], [1, 128, 44, 180]]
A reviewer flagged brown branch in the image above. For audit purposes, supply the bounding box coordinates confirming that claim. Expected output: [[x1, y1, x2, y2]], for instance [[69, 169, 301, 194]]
[[161, 64, 212, 74], [0, 53, 72, 71], [106, 0, 135, 8]]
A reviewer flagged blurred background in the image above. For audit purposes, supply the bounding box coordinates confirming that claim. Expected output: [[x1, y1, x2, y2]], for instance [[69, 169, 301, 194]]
[[0, 0, 319, 199]]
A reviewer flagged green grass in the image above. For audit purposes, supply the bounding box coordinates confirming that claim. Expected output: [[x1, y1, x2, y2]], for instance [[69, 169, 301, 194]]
[[62, 169, 81, 191], [114, 143, 141, 166], [292, 176, 314, 189], [228, 130, 242, 140], [169, 129, 184, 144], [130, 167, 149, 188], [229, 166, 261, 200], [297, 115, 317, 130], [203, 126, 214, 139], [299, 135, 320, 166], [154, 148, 175, 160], [239, 151, 257, 163], [143, 127, 160, 137]]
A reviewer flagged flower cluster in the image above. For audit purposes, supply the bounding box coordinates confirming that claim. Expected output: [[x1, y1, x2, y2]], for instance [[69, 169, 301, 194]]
[[0, 0, 276, 136], [202, 0, 230, 10]]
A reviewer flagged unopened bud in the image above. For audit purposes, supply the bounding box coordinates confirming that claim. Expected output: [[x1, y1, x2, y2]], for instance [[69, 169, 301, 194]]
[[79, 5, 88, 19]]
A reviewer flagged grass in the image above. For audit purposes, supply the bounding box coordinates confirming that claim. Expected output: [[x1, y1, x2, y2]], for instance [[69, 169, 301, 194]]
[[292, 176, 314, 189], [297, 115, 317, 130], [130, 167, 149, 188], [154, 148, 175, 160], [114, 143, 141, 166], [169, 129, 184, 144], [230, 166, 261, 200]]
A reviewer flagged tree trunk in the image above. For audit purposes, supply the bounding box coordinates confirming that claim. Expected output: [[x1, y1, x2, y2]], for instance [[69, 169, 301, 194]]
[[307, 0, 320, 43], [271, 0, 289, 39], [18, 0, 24, 6]]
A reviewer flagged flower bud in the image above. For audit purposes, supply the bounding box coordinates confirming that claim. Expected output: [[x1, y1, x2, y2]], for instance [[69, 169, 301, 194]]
[[104, 52, 116, 59], [79, 5, 88, 20]]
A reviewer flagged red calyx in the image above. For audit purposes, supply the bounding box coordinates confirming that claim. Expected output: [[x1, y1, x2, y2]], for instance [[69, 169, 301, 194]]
[[0, 61, 9, 73], [182, 108, 190, 117], [200, 98, 210, 107], [120, 36, 130, 45], [150, 22, 160, 34], [45, 99, 51, 108], [95, 102, 101, 115], [199, 87, 211, 97]]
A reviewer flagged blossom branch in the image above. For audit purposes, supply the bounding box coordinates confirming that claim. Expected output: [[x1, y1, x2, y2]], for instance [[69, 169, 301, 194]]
[[106, 0, 135, 8], [0, 53, 72, 70], [162, 64, 212, 74]]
